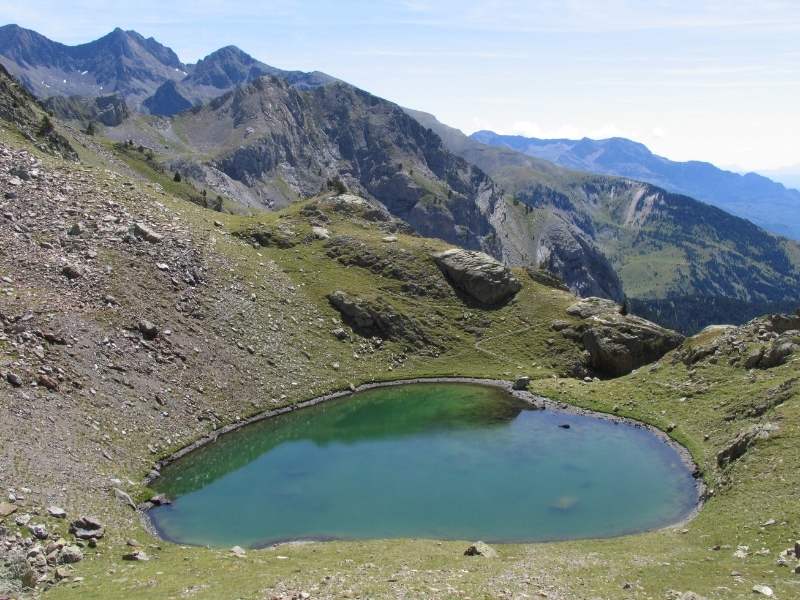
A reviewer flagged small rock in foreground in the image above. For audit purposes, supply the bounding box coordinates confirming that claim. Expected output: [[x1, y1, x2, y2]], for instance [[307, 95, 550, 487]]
[[464, 541, 498, 558], [512, 376, 530, 390], [752, 584, 773, 596], [70, 516, 105, 540]]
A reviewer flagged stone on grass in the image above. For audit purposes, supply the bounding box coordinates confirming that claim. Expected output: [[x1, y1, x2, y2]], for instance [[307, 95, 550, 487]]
[[47, 506, 67, 519], [59, 545, 83, 564], [0, 501, 17, 517], [29, 523, 48, 540], [752, 584, 773, 596], [464, 541, 498, 558], [113, 487, 136, 510], [122, 550, 150, 561], [433, 249, 521, 306], [70, 516, 104, 540]]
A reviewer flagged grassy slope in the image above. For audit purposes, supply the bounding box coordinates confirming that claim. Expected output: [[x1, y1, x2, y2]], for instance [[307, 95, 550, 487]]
[[1, 130, 799, 600]]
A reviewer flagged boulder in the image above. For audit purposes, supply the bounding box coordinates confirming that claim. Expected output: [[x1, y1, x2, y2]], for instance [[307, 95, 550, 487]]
[[137, 320, 159, 340], [61, 264, 83, 280], [512, 376, 530, 390], [747, 335, 798, 369], [311, 226, 330, 240], [133, 222, 163, 243], [113, 487, 136, 510], [525, 267, 569, 291], [69, 516, 104, 540], [59, 545, 83, 564], [29, 523, 48, 540], [0, 501, 17, 517], [47, 506, 66, 519], [464, 541, 498, 558], [566, 298, 684, 377], [432, 249, 521, 306], [322, 194, 393, 222]]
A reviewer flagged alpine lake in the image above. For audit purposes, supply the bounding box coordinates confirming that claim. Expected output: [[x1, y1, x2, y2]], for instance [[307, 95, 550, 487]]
[[148, 383, 699, 548]]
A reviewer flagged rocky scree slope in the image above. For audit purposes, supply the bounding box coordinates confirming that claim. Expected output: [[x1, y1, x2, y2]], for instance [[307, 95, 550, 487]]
[[472, 130, 800, 240], [409, 109, 800, 333]]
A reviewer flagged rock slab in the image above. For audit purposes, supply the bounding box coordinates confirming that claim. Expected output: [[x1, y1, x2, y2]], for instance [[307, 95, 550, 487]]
[[433, 249, 521, 306]]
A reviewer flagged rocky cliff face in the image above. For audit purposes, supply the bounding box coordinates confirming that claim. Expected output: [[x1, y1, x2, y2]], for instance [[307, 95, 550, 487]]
[[43, 94, 130, 126], [172, 78, 502, 253]]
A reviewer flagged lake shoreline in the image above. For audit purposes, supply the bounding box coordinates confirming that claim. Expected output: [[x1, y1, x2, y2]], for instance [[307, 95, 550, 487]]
[[140, 377, 707, 545]]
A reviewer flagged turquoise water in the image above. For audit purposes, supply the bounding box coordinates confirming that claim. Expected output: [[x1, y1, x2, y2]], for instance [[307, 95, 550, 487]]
[[149, 383, 698, 548]]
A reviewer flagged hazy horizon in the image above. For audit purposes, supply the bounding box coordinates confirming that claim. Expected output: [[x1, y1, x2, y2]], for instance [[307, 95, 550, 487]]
[[2, 0, 798, 171]]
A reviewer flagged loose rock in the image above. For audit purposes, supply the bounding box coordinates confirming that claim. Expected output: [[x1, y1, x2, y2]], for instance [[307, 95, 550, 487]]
[[464, 541, 498, 558]]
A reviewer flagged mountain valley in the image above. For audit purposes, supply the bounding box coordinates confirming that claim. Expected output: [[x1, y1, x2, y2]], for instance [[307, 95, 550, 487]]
[[0, 21, 799, 600]]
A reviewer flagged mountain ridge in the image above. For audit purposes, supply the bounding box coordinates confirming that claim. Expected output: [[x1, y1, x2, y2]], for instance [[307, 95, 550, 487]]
[[471, 130, 800, 240], [0, 25, 334, 114]]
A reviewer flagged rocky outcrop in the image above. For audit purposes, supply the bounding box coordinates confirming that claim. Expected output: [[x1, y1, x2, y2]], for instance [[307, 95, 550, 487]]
[[677, 312, 800, 369], [327, 291, 430, 348], [0, 64, 76, 159], [432, 249, 521, 306], [717, 423, 779, 468], [745, 334, 799, 369], [563, 297, 684, 376], [525, 267, 569, 291], [44, 94, 129, 126], [534, 220, 625, 302]]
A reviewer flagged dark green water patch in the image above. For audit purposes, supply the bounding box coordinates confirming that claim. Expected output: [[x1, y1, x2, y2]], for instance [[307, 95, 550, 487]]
[[148, 383, 699, 547]]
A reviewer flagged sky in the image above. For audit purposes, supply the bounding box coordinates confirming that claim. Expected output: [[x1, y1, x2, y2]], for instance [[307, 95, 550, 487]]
[[2, 0, 799, 172]]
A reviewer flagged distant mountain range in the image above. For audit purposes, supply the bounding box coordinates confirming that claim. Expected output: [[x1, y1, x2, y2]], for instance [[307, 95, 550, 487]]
[[0, 24, 333, 112], [471, 131, 800, 240], [758, 165, 800, 192], [1, 24, 798, 333]]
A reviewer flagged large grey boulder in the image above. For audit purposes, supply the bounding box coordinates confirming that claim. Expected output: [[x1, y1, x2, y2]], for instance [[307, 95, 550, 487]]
[[432, 249, 521, 306], [566, 297, 684, 376]]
